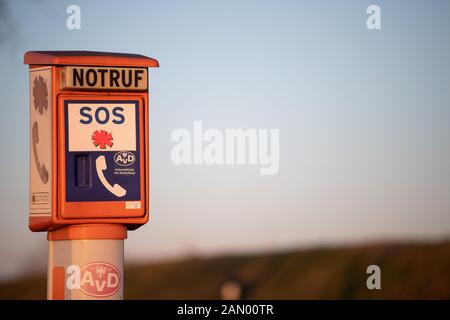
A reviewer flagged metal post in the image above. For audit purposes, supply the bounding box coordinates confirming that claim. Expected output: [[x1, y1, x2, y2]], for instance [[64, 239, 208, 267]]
[[47, 224, 127, 300]]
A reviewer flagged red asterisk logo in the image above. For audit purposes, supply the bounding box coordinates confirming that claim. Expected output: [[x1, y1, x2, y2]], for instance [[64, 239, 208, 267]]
[[92, 130, 114, 149]]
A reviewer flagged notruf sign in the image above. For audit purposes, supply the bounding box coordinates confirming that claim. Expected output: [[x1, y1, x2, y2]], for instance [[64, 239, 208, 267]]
[[60, 66, 148, 90]]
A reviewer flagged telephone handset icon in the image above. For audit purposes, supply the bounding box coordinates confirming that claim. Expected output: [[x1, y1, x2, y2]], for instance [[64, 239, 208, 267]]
[[95, 155, 127, 197], [32, 122, 49, 184]]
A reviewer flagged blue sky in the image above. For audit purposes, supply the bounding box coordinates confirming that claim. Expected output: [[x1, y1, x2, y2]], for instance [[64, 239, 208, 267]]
[[0, 0, 449, 280]]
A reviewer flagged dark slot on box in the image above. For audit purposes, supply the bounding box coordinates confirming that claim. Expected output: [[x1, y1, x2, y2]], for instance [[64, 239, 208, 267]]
[[75, 154, 91, 188]]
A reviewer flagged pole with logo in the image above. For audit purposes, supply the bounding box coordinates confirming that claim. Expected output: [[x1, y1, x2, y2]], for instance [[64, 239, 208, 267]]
[[25, 51, 158, 299]]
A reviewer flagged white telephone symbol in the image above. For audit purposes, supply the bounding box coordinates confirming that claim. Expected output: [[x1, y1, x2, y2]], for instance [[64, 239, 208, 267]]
[[95, 155, 126, 197]]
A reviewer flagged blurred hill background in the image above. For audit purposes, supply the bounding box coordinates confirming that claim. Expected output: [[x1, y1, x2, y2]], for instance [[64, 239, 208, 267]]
[[1, 241, 449, 300]]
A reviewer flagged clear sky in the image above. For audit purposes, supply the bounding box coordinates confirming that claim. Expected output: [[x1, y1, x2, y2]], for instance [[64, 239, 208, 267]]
[[0, 0, 449, 280]]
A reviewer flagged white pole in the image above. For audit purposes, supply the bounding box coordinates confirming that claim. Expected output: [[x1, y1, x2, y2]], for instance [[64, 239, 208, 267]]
[[47, 224, 126, 300]]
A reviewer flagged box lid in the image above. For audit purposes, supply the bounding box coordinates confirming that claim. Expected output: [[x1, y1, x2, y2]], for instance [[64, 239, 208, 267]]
[[24, 51, 159, 68]]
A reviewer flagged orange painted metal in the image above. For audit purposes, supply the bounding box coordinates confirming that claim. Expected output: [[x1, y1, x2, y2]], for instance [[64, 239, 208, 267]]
[[57, 94, 147, 221], [26, 51, 158, 232], [24, 51, 159, 68], [48, 224, 127, 241], [51, 266, 66, 300]]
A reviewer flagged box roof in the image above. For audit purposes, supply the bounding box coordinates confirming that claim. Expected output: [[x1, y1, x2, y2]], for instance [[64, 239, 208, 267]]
[[24, 51, 159, 68]]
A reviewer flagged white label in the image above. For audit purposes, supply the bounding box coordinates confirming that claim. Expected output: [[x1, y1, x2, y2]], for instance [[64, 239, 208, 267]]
[[125, 201, 141, 209], [30, 67, 52, 216], [67, 103, 136, 152]]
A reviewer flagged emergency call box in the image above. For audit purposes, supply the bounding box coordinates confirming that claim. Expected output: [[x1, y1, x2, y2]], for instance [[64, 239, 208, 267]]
[[25, 51, 159, 232]]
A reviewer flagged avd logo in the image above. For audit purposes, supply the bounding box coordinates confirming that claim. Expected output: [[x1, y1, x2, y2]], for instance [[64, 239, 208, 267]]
[[66, 262, 121, 297], [114, 151, 136, 166]]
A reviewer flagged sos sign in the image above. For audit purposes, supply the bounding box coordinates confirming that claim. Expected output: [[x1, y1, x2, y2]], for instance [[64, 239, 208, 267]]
[[64, 100, 142, 204], [79, 106, 125, 125]]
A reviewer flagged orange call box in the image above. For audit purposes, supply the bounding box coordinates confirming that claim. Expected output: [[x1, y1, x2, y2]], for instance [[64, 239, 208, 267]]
[[25, 51, 159, 231]]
